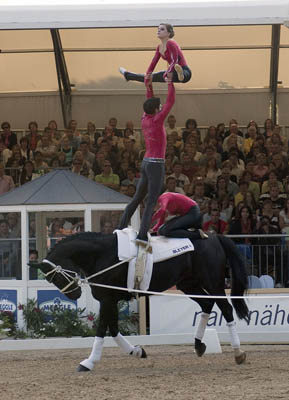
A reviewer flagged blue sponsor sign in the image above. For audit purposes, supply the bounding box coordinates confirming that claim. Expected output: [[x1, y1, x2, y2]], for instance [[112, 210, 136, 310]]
[[37, 290, 77, 313], [0, 290, 18, 320]]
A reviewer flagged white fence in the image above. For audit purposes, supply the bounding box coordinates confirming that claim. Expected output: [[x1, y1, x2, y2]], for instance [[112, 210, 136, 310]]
[[227, 234, 289, 288]]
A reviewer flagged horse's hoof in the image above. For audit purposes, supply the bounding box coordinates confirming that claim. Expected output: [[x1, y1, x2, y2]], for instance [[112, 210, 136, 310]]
[[130, 345, 147, 358], [195, 342, 206, 357], [77, 364, 91, 372], [235, 351, 246, 365], [140, 347, 147, 358]]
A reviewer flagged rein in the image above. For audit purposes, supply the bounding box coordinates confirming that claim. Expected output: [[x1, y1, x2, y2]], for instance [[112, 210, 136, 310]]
[[42, 256, 134, 294], [83, 257, 134, 281]]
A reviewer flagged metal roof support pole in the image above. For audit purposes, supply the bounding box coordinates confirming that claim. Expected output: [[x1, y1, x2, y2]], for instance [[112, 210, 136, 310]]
[[270, 25, 281, 125], [50, 29, 72, 128]]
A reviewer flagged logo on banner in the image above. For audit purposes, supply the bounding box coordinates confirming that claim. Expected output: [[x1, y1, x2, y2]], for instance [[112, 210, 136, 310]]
[[0, 289, 18, 322], [37, 290, 77, 313], [0, 296, 17, 313], [39, 297, 77, 312]]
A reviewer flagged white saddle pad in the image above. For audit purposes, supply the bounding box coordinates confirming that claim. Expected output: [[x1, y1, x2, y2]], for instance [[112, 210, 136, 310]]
[[115, 228, 194, 291]]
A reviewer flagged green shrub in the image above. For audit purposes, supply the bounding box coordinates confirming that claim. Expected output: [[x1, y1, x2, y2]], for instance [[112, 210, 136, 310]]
[[17, 298, 139, 338], [0, 311, 16, 337]]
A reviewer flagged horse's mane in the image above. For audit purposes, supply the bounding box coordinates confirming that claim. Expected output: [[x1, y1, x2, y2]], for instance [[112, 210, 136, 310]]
[[47, 231, 114, 256]]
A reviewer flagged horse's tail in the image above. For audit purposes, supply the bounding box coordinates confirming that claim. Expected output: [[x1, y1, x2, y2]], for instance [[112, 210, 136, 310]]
[[217, 234, 250, 323]]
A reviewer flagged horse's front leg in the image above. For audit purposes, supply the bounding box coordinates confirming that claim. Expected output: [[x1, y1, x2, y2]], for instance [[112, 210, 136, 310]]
[[78, 336, 104, 372], [113, 333, 147, 358], [111, 300, 147, 359], [77, 297, 113, 372], [77, 298, 146, 372]]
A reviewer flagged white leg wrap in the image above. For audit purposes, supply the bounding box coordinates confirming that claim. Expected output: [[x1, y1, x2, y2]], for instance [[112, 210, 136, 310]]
[[113, 333, 143, 357], [80, 336, 104, 370], [227, 321, 240, 349], [195, 313, 210, 341], [113, 332, 134, 354]]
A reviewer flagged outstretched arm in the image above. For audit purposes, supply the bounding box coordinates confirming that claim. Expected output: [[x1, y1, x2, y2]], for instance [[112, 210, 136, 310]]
[[145, 75, 154, 99], [151, 209, 167, 232], [155, 81, 175, 123], [146, 46, 161, 75], [151, 196, 169, 232]]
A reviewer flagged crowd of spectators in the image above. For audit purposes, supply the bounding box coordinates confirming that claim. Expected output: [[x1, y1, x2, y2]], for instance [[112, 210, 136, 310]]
[[1, 115, 289, 285]]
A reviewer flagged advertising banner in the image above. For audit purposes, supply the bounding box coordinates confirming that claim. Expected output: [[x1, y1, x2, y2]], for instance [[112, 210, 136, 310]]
[[37, 290, 77, 313], [150, 293, 289, 341], [0, 289, 18, 320]]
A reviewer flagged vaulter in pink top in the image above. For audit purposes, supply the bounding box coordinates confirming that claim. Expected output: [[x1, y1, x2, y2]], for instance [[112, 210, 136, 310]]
[[119, 23, 192, 84], [118, 79, 175, 243], [142, 80, 175, 159], [147, 39, 188, 79], [151, 192, 208, 240]]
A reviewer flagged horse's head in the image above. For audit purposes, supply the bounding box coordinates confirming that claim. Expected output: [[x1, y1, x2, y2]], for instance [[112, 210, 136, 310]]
[[29, 259, 82, 301]]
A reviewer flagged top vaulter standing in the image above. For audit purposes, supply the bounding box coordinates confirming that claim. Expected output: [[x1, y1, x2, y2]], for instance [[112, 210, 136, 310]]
[[118, 75, 175, 248], [117, 74, 175, 280], [119, 23, 192, 84]]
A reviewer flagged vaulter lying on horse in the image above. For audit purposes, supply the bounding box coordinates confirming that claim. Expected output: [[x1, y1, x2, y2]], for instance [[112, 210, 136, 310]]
[[121, 192, 209, 289]]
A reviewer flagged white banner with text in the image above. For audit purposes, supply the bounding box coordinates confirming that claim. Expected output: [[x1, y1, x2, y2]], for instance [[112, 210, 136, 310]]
[[150, 293, 289, 343]]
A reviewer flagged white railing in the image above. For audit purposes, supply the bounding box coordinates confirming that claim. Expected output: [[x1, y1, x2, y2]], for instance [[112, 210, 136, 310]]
[[227, 234, 289, 288]]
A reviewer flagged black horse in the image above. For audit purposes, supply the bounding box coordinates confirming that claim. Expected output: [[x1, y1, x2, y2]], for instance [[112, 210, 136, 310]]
[[32, 231, 249, 371]]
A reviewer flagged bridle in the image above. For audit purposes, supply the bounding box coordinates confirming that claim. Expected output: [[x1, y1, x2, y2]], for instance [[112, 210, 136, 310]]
[[42, 256, 134, 294], [42, 259, 81, 295]]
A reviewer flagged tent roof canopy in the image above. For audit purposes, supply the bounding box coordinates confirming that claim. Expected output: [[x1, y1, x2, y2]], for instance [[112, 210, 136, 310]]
[[0, 0, 289, 30], [0, 1, 289, 120], [0, 169, 130, 205]]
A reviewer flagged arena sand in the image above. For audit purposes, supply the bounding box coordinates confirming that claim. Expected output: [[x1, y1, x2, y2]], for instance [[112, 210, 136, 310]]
[[1, 344, 289, 400]]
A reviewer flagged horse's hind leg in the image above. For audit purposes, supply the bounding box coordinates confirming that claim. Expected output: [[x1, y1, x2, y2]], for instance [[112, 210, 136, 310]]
[[227, 321, 246, 364], [215, 296, 246, 365], [195, 312, 210, 356], [193, 297, 215, 357], [179, 284, 214, 357]]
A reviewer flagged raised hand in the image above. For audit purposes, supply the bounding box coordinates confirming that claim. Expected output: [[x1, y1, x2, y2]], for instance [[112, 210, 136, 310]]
[[165, 72, 173, 82], [144, 73, 152, 87]]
